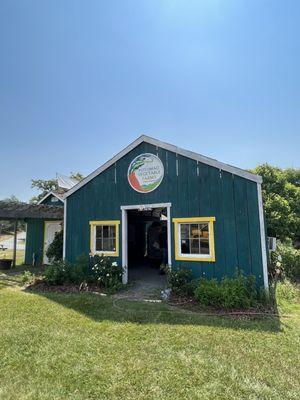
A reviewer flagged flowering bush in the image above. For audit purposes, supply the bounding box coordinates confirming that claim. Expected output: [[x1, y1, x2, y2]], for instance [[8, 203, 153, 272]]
[[44, 255, 123, 291], [91, 255, 123, 291]]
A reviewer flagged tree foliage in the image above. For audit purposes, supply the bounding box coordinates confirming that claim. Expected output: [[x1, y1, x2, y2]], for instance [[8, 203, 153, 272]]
[[46, 230, 63, 262], [30, 172, 83, 203], [252, 164, 300, 242], [0, 195, 25, 233]]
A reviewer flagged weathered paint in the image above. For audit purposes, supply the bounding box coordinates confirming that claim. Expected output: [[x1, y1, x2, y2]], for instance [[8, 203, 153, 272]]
[[65, 141, 265, 287]]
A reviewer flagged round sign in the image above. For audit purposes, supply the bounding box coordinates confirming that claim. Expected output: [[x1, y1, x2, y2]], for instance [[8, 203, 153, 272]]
[[128, 153, 164, 193]]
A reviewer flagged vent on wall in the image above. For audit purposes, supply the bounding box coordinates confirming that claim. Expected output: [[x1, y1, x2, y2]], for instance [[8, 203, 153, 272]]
[[268, 237, 277, 252]]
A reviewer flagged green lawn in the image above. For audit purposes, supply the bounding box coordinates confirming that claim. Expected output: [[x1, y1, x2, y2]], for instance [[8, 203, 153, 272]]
[[0, 249, 25, 265], [0, 272, 299, 400]]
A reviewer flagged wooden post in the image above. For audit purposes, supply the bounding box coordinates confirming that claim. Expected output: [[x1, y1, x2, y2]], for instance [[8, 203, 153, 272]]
[[13, 219, 18, 268]]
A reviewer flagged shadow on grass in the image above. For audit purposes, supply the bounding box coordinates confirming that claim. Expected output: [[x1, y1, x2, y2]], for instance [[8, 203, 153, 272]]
[[30, 289, 282, 333]]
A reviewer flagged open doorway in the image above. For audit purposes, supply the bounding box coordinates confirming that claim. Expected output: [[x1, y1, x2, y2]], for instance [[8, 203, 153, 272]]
[[121, 203, 171, 284]]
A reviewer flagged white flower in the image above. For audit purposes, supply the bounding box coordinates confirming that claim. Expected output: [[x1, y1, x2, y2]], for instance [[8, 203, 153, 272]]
[[106, 273, 110, 276], [112, 262, 118, 267]]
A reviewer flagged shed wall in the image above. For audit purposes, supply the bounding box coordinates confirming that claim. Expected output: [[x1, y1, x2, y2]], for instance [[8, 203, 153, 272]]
[[25, 219, 44, 265]]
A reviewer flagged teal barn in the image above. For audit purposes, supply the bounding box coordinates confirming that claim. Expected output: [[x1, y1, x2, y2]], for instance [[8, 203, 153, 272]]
[[64, 136, 268, 289]]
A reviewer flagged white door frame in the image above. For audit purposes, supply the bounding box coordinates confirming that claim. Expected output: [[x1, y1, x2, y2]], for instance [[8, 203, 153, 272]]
[[120, 202, 172, 284]]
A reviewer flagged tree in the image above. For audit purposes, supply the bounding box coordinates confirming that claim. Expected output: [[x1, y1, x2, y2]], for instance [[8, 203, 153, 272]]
[[46, 230, 63, 262], [252, 164, 300, 242], [0, 195, 25, 233], [30, 172, 83, 203]]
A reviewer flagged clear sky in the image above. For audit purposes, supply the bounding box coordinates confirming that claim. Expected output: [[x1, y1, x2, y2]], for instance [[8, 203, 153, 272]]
[[0, 0, 299, 201]]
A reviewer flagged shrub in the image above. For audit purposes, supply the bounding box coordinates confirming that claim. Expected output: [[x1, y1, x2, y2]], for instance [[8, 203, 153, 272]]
[[276, 280, 299, 303], [91, 255, 123, 291], [46, 230, 63, 262], [194, 273, 259, 309], [21, 270, 36, 284], [69, 254, 91, 284], [165, 266, 194, 297], [44, 260, 71, 285], [43, 255, 123, 291], [271, 241, 300, 282]]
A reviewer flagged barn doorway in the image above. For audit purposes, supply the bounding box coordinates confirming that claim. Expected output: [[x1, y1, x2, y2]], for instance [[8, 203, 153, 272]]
[[121, 203, 171, 284]]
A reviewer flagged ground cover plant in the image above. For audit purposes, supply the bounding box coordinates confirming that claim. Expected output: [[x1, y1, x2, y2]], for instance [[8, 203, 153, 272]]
[[0, 269, 299, 400]]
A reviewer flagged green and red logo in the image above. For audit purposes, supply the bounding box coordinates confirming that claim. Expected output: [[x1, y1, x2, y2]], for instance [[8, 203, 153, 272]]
[[128, 153, 164, 193]]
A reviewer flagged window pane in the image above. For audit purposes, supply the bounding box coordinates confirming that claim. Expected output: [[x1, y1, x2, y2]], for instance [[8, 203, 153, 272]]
[[191, 238, 200, 254], [95, 226, 102, 239], [95, 238, 103, 251], [102, 226, 109, 238], [109, 225, 116, 238], [181, 239, 190, 254], [108, 239, 116, 251], [180, 224, 189, 239], [199, 223, 209, 238], [191, 224, 200, 238], [200, 239, 210, 254]]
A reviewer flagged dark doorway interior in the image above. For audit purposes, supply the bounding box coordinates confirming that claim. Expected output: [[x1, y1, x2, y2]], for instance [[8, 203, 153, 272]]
[[127, 207, 168, 282]]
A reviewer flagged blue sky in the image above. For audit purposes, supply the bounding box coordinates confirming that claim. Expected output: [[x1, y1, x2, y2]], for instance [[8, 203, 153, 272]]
[[0, 0, 299, 201]]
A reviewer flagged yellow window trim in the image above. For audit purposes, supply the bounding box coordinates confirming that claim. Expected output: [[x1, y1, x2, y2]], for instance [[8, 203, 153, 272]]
[[172, 217, 216, 262], [89, 220, 120, 257]]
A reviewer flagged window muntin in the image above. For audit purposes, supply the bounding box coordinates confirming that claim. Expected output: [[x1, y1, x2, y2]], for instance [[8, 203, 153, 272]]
[[90, 221, 120, 256], [180, 222, 210, 256], [95, 225, 116, 252], [173, 217, 215, 262]]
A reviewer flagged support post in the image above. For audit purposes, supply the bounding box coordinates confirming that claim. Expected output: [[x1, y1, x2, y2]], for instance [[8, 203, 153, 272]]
[[13, 219, 18, 268]]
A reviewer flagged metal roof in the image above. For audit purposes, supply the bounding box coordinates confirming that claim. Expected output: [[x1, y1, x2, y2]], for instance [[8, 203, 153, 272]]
[[65, 135, 262, 198]]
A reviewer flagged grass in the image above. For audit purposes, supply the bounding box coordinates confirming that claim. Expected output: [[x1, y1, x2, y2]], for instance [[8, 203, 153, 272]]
[[0, 270, 299, 400], [0, 249, 25, 265]]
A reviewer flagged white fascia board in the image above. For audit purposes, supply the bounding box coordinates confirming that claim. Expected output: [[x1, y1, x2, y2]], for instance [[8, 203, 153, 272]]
[[37, 191, 65, 205], [257, 183, 269, 291], [65, 135, 262, 198]]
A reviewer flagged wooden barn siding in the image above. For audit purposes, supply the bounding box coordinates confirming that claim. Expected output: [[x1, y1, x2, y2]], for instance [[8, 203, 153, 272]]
[[25, 219, 44, 265], [41, 196, 64, 206], [66, 142, 264, 286]]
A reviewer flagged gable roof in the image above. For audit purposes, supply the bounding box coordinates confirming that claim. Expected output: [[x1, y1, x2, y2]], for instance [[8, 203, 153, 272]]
[[37, 190, 65, 205], [65, 135, 262, 198]]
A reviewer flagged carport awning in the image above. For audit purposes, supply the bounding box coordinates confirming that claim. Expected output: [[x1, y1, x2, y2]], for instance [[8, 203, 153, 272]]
[[0, 201, 64, 220]]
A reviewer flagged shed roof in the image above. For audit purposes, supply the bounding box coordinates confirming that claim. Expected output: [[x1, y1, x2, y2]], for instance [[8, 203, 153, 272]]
[[37, 190, 65, 205], [0, 201, 64, 220], [65, 135, 262, 198]]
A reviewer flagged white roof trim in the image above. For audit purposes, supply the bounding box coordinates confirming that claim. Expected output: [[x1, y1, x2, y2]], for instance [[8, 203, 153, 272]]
[[65, 135, 262, 198], [37, 191, 65, 205]]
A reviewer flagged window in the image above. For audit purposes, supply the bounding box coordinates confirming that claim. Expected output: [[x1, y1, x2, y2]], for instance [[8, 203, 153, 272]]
[[89, 221, 120, 257], [173, 217, 215, 262]]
